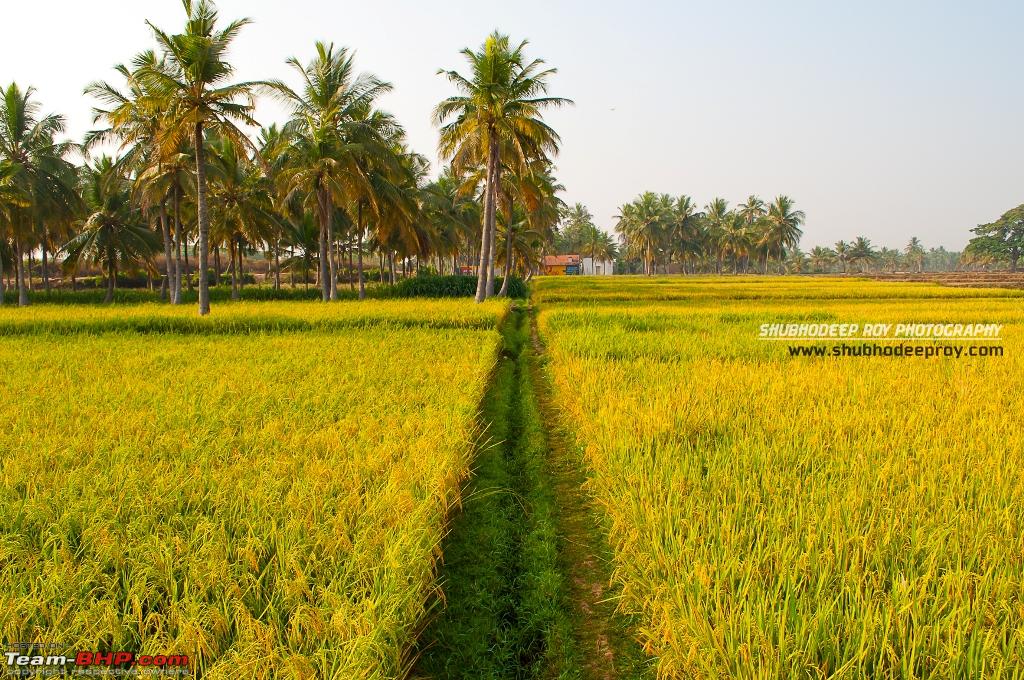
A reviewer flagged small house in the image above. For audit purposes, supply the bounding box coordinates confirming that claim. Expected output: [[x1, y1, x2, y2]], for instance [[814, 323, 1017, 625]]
[[542, 254, 582, 276], [582, 257, 614, 275]]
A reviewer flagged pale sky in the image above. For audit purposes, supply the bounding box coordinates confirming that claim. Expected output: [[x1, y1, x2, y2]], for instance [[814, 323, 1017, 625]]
[[3, 1, 1021, 250]]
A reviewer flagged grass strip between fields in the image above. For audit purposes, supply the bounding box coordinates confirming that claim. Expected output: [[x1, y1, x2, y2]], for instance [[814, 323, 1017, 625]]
[[414, 307, 580, 678]]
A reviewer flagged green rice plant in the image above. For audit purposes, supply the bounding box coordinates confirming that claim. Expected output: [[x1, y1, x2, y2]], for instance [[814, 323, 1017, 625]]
[[536, 277, 1024, 678]]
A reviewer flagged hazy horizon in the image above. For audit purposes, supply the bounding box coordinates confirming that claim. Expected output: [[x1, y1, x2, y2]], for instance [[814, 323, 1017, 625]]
[[3, 0, 1021, 251]]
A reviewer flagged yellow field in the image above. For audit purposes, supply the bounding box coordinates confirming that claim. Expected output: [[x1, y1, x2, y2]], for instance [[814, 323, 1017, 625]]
[[0, 300, 507, 678], [536, 276, 1024, 678]]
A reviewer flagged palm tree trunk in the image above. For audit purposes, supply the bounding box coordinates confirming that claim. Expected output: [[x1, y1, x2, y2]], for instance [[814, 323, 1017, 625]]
[[214, 247, 222, 286], [476, 135, 499, 302], [185, 237, 194, 292], [0, 248, 5, 305], [237, 237, 245, 292], [498, 229, 514, 297], [41, 230, 50, 295], [193, 122, 212, 315], [485, 161, 501, 299], [315, 188, 331, 302], [105, 245, 116, 304], [347, 240, 355, 291], [229, 238, 239, 300], [159, 202, 173, 302], [274, 246, 281, 290], [14, 239, 29, 307], [172, 187, 183, 304], [357, 202, 366, 300], [328, 211, 338, 301]]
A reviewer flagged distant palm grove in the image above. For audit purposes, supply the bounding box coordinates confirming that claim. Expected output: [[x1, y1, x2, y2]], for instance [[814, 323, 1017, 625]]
[[602, 192, 970, 275]]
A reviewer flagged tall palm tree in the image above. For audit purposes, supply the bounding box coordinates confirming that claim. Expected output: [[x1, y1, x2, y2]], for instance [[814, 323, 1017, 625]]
[[141, 0, 260, 315], [808, 246, 836, 273], [268, 42, 398, 302], [760, 195, 806, 273], [834, 240, 851, 274], [206, 133, 278, 299], [850, 236, 877, 272], [616, 192, 668, 276], [667, 195, 702, 272], [62, 157, 159, 303], [0, 83, 80, 307], [499, 160, 563, 292], [704, 198, 731, 274], [435, 31, 571, 302], [86, 51, 180, 302], [0, 160, 29, 305], [905, 237, 925, 273], [719, 213, 753, 273]]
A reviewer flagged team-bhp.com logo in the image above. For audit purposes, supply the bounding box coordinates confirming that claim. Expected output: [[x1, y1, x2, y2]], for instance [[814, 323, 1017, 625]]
[[4, 644, 190, 677]]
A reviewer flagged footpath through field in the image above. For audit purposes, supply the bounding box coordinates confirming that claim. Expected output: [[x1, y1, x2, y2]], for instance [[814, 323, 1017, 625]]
[[412, 306, 649, 679]]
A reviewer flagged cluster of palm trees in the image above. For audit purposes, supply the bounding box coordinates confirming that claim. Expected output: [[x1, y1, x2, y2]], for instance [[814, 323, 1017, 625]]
[[555, 204, 618, 263], [613, 192, 806, 275], [802, 237, 963, 274], [0, 1, 569, 311]]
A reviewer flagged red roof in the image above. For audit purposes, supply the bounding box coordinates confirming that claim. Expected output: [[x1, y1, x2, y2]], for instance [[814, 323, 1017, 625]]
[[543, 255, 580, 266]]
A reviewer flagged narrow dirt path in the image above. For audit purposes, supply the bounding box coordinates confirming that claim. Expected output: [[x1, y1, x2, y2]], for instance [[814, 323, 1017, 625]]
[[411, 305, 650, 679]]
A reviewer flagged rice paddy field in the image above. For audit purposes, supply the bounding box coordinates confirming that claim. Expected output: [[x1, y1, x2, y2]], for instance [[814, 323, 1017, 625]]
[[534, 276, 1024, 679], [0, 299, 507, 678]]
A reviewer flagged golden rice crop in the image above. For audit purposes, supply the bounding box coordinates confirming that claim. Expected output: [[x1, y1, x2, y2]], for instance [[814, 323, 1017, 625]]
[[0, 299, 507, 678], [536, 276, 1024, 678]]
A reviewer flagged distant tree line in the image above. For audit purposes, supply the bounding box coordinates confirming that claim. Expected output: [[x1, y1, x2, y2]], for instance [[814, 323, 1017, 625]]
[[549, 194, 977, 275]]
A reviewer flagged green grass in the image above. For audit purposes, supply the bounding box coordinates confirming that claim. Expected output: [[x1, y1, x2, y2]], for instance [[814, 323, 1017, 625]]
[[414, 307, 579, 678]]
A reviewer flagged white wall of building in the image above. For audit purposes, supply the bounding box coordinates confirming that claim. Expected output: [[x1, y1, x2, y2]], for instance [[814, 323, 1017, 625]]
[[582, 257, 614, 275]]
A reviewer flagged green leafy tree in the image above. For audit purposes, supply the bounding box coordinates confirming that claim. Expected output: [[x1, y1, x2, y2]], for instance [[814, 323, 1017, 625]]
[[967, 205, 1024, 272]]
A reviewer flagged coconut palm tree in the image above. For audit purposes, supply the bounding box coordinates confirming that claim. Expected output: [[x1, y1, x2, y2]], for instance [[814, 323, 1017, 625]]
[[87, 51, 179, 302], [141, 0, 261, 315], [850, 236, 878, 272], [0, 160, 29, 305], [808, 246, 836, 273], [704, 198, 731, 274], [760, 195, 805, 273], [662, 196, 702, 272], [268, 42, 401, 302], [580, 224, 617, 267], [616, 192, 669, 275], [719, 213, 753, 273], [62, 157, 159, 303], [0, 83, 80, 307], [834, 240, 851, 274], [435, 31, 571, 301], [905, 237, 925, 273], [205, 133, 278, 299], [421, 166, 479, 274]]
